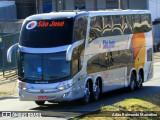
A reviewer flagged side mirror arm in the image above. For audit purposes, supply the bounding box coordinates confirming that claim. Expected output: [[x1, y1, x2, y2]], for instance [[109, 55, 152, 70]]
[[66, 40, 84, 61], [7, 43, 18, 63]]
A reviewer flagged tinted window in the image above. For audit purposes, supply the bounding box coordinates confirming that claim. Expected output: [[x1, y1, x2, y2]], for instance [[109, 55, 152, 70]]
[[18, 52, 71, 83], [89, 16, 102, 43], [140, 14, 152, 32], [89, 14, 151, 42], [102, 16, 113, 36], [112, 15, 123, 35], [123, 15, 133, 34], [87, 50, 133, 74], [147, 48, 152, 61], [74, 17, 87, 42], [20, 18, 74, 48]]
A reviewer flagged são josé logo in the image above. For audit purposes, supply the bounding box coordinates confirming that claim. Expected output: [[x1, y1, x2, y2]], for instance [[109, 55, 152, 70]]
[[26, 21, 37, 30]]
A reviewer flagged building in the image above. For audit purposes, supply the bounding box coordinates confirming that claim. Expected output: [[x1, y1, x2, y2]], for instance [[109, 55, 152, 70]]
[[0, 0, 17, 20], [14, 0, 160, 21]]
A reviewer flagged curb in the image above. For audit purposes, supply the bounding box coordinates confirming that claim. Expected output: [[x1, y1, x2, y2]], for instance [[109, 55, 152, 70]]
[[0, 96, 18, 100]]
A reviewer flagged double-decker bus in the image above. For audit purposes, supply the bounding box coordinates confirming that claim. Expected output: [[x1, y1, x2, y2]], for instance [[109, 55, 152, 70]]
[[7, 10, 153, 105]]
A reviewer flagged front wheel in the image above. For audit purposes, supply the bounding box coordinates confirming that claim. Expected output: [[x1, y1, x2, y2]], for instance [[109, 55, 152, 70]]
[[129, 72, 136, 91], [81, 81, 91, 104], [35, 101, 45, 106], [93, 81, 100, 101]]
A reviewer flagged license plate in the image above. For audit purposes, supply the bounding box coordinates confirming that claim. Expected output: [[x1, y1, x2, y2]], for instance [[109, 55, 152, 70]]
[[38, 96, 48, 100]]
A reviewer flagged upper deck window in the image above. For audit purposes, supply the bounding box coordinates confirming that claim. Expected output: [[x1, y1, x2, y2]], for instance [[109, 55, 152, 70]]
[[20, 18, 74, 48]]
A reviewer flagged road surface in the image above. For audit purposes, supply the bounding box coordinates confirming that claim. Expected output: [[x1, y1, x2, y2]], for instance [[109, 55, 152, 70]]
[[0, 62, 160, 120]]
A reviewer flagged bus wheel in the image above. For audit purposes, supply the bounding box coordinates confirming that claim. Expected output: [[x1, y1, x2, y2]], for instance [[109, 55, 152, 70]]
[[136, 73, 143, 89], [35, 101, 45, 106], [129, 72, 136, 91], [93, 80, 100, 101], [82, 81, 91, 104]]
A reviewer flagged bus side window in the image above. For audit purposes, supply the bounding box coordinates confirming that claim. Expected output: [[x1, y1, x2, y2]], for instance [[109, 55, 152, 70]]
[[127, 15, 133, 33], [112, 15, 123, 35], [71, 47, 79, 76], [102, 16, 113, 37], [89, 16, 102, 43], [140, 14, 152, 32], [123, 15, 132, 34], [147, 48, 152, 61], [133, 14, 141, 33], [74, 17, 87, 42], [71, 44, 85, 77]]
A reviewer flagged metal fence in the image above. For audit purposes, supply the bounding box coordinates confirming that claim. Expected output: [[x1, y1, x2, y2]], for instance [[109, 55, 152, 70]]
[[0, 33, 19, 77], [153, 24, 160, 52]]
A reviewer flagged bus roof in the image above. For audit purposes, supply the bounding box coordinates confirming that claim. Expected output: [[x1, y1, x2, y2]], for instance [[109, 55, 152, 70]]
[[26, 10, 151, 21]]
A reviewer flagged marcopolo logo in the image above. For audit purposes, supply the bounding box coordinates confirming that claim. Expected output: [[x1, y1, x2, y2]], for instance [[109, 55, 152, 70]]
[[26, 21, 37, 30]]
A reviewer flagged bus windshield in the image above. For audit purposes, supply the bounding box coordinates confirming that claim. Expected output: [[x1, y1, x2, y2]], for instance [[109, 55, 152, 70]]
[[19, 18, 74, 48], [19, 52, 71, 83]]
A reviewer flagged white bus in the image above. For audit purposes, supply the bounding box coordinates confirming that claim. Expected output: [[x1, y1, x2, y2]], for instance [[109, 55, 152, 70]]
[[7, 10, 153, 105]]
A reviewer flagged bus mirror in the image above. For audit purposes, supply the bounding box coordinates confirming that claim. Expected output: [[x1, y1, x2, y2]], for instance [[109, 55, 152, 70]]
[[66, 40, 84, 61], [7, 43, 18, 63]]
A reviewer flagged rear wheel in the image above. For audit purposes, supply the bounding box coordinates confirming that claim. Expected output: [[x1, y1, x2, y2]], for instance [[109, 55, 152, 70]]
[[136, 73, 143, 89], [35, 101, 45, 106], [129, 72, 136, 91]]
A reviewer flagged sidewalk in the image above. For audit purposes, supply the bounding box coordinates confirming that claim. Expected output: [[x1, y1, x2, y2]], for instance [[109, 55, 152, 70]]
[[154, 51, 160, 63], [0, 71, 18, 98]]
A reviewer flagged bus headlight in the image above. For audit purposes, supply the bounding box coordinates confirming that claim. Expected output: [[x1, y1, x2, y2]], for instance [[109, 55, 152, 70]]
[[58, 83, 72, 90], [58, 86, 66, 90], [19, 82, 28, 91]]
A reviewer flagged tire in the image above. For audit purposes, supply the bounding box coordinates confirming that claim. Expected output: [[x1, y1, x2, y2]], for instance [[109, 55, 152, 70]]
[[129, 72, 136, 91], [136, 73, 143, 89], [35, 101, 45, 106], [93, 80, 100, 101], [81, 81, 91, 104]]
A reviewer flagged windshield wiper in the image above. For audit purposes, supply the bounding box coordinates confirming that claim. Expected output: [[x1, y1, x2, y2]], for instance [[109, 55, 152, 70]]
[[18, 76, 41, 80], [45, 76, 61, 79]]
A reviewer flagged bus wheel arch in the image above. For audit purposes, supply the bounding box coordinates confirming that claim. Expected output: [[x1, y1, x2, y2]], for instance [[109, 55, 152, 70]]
[[129, 70, 137, 91], [93, 77, 102, 101], [137, 68, 144, 89]]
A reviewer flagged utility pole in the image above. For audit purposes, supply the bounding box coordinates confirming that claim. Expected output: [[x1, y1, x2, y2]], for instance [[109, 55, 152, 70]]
[[94, 0, 97, 10], [36, 0, 39, 14], [118, 0, 121, 9]]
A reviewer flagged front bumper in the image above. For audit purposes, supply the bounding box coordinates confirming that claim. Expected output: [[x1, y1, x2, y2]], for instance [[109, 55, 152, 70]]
[[19, 87, 76, 102]]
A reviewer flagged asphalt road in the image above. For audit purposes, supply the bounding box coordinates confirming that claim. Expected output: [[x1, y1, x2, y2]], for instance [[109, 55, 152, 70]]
[[0, 62, 160, 120]]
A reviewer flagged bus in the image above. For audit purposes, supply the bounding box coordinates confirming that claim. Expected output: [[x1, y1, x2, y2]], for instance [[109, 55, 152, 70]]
[[7, 10, 153, 105]]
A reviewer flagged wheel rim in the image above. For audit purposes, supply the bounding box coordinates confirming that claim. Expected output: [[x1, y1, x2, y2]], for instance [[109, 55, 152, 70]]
[[94, 82, 100, 100], [130, 73, 135, 90], [131, 79, 135, 90], [84, 82, 90, 103], [137, 74, 142, 88]]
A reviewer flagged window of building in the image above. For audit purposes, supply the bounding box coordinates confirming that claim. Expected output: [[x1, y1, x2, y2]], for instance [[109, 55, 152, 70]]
[[43, 0, 52, 13], [106, 0, 118, 9], [75, 0, 85, 9]]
